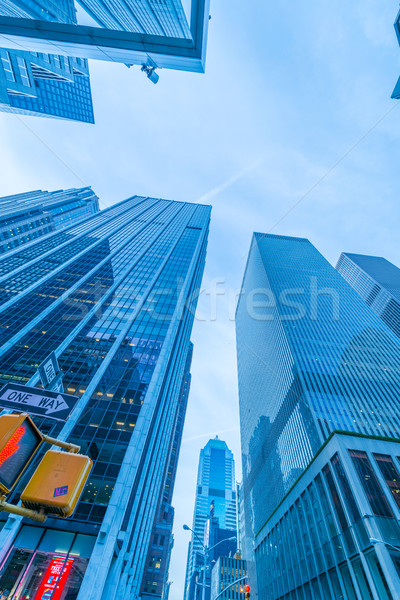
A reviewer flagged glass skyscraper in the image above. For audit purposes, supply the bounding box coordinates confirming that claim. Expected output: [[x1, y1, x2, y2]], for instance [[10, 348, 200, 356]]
[[0, 187, 99, 253], [236, 233, 400, 600], [0, 0, 94, 122], [0, 48, 94, 122], [0, 0, 210, 72], [336, 252, 400, 340], [140, 343, 193, 600], [184, 437, 237, 600], [0, 194, 211, 600]]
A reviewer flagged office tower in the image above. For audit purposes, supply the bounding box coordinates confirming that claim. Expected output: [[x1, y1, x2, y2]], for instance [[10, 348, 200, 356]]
[[336, 252, 400, 339], [210, 554, 247, 600], [0, 49, 94, 122], [0, 0, 210, 72], [236, 233, 400, 600], [0, 194, 211, 600], [76, 0, 191, 38], [140, 343, 193, 600], [184, 437, 237, 600], [0, 187, 99, 253], [0, 0, 94, 122]]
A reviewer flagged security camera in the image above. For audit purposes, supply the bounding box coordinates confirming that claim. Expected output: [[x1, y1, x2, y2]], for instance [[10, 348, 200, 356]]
[[141, 65, 159, 84]]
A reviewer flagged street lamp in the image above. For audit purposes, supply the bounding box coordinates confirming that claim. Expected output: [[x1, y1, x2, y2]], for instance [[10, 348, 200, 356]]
[[183, 524, 236, 600], [370, 537, 400, 552]]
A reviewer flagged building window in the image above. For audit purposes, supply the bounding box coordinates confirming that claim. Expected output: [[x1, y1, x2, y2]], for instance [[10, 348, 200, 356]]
[[373, 454, 400, 511], [351, 557, 373, 599], [349, 450, 393, 518], [16, 56, 30, 87], [365, 550, 394, 600], [323, 463, 356, 555], [331, 453, 369, 548], [0, 50, 15, 82]]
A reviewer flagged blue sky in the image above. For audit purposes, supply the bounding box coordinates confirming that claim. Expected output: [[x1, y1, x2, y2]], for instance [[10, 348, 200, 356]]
[[1, 1, 400, 597]]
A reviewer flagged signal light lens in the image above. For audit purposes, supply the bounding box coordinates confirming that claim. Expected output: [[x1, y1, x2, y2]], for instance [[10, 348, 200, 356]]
[[0, 414, 43, 494], [245, 586, 250, 593]]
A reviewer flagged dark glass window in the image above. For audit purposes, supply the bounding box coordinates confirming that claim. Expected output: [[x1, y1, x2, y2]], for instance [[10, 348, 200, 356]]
[[351, 557, 373, 599], [331, 453, 369, 548], [373, 454, 400, 511], [349, 450, 393, 518], [365, 550, 394, 600], [323, 463, 356, 554]]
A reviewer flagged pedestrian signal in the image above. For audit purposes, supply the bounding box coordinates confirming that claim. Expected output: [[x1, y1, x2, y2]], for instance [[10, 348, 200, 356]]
[[21, 450, 92, 517], [0, 413, 43, 494]]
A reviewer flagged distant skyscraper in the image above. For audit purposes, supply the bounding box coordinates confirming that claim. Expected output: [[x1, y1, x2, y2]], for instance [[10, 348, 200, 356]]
[[184, 437, 237, 600], [0, 187, 99, 253], [236, 233, 400, 600], [0, 0, 94, 122], [76, 0, 191, 37], [0, 194, 211, 600], [336, 252, 400, 339]]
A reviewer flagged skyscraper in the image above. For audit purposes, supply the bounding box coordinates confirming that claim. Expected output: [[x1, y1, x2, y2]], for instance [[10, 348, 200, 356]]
[[236, 233, 400, 600], [140, 343, 193, 600], [0, 0, 94, 122], [76, 0, 191, 38], [0, 0, 210, 72], [0, 187, 99, 253], [184, 438, 237, 600], [336, 252, 400, 339], [0, 194, 211, 600]]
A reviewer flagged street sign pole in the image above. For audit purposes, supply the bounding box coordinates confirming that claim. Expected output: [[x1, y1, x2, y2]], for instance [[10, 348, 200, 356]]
[[38, 352, 64, 393]]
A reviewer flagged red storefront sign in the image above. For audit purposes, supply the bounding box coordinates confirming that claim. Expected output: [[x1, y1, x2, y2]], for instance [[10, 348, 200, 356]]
[[34, 556, 74, 600]]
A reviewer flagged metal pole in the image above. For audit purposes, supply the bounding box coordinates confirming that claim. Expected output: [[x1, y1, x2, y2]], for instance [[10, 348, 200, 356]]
[[42, 435, 80, 453], [0, 497, 46, 523], [202, 546, 207, 600], [214, 576, 247, 600]]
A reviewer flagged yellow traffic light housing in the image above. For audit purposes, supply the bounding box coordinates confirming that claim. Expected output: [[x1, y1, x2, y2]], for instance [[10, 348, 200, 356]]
[[21, 449, 92, 518], [0, 413, 43, 494]]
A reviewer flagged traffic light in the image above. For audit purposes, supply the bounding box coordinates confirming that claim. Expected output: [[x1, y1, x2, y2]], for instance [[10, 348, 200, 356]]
[[0, 413, 43, 494], [21, 449, 92, 517], [244, 585, 251, 600]]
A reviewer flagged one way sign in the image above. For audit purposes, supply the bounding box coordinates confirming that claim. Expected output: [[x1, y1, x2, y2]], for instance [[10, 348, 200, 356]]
[[0, 383, 79, 421]]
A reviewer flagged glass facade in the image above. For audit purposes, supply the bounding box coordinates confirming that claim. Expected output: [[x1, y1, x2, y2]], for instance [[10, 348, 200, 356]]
[[0, 0, 77, 23], [210, 555, 247, 600], [336, 253, 400, 340], [255, 434, 400, 600], [0, 48, 94, 123], [0, 187, 99, 254], [184, 438, 237, 600], [236, 233, 400, 540], [140, 343, 193, 600], [0, 194, 211, 600]]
